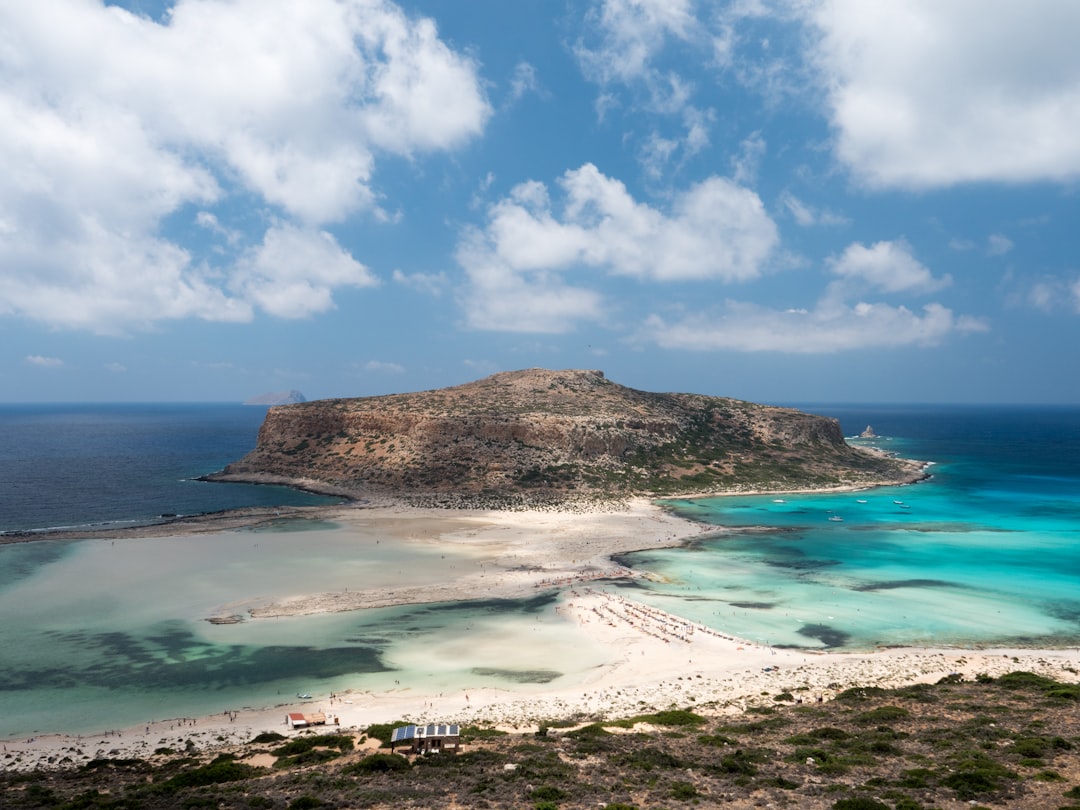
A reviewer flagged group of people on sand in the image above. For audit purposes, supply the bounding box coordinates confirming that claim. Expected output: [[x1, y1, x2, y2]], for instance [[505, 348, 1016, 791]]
[[576, 588, 758, 648], [533, 565, 636, 590]]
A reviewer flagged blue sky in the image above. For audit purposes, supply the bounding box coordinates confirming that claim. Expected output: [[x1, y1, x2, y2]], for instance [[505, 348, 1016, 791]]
[[2, 0, 1079, 404]]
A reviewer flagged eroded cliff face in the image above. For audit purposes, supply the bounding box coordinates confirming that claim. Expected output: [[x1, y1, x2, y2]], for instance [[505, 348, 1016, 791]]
[[210, 369, 921, 502]]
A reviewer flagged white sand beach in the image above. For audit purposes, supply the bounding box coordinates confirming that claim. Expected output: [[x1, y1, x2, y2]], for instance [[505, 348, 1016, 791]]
[[3, 499, 1079, 771]]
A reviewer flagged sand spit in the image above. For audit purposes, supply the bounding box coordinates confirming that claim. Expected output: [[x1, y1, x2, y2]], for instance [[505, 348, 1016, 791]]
[[4, 496, 1078, 773], [5, 587, 1078, 773]]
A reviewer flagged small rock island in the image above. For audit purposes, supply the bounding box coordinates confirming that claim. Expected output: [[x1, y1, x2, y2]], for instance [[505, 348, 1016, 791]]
[[244, 390, 307, 406]]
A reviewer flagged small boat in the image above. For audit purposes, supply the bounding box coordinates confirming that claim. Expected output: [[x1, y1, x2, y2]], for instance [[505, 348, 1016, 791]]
[[828, 515, 844, 522], [898, 504, 911, 509], [772, 499, 785, 503], [855, 499, 868, 504], [297, 693, 312, 699], [893, 500, 904, 505]]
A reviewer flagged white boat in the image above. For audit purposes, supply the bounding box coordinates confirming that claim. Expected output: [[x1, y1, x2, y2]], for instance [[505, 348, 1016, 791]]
[[297, 692, 312, 699], [828, 515, 844, 522], [856, 499, 868, 504], [772, 499, 785, 503]]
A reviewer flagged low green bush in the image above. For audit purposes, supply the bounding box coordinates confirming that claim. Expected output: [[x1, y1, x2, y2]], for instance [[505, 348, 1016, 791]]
[[345, 753, 411, 774]]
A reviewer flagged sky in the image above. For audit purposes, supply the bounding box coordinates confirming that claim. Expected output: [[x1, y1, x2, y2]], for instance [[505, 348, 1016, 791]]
[[2, 0, 1079, 405]]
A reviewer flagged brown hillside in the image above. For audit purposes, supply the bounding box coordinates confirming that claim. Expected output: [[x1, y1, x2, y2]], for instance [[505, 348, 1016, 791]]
[[208, 368, 923, 503]]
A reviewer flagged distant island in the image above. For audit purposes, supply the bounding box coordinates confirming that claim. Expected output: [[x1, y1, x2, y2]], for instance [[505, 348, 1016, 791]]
[[243, 390, 307, 406], [210, 368, 923, 504]]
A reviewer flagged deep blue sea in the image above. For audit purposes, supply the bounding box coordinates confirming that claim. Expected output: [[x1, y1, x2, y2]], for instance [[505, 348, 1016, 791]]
[[0, 403, 338, 533], [1, 402, 1078, 738]]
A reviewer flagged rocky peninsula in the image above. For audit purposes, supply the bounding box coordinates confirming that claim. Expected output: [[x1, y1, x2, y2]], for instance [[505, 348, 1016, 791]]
[[206, 368, 924, 505]]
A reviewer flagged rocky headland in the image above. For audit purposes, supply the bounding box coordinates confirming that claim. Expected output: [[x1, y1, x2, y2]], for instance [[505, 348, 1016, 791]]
[[207, 368, 923, 505]]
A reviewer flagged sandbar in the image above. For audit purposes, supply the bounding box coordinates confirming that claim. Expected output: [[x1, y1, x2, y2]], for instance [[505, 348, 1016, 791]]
[[3, 497, 1078, 772]]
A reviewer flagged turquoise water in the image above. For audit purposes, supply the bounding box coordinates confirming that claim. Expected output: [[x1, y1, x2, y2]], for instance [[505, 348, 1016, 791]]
[[621, 406, 1080, 651], [0, 526, 592, 738], [2, 404, 1078, 738]]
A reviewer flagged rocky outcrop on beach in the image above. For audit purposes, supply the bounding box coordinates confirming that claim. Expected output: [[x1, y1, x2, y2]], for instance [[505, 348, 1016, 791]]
[[209, 368, 923, 501]]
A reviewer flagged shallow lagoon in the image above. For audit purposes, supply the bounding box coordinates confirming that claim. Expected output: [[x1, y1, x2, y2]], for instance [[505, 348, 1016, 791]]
[[0, 524, 605, 738]]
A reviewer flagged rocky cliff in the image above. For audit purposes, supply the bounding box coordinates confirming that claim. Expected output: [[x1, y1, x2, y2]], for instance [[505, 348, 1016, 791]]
[[209, 368, 923, 504]]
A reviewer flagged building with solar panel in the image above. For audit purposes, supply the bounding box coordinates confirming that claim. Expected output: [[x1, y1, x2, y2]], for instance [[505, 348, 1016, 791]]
[[389, 723, 461, 755]]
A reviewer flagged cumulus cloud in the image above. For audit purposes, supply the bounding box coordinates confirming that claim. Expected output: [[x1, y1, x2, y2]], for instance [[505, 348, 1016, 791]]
[[644, 301, 986, 353], [0, 0, 489, 333], [643, 239, 983, 353], [232, 224, 378, 319], [803, 0, 1080, 188], [827, 240, 949, 295], [457, 163, 780, 332]]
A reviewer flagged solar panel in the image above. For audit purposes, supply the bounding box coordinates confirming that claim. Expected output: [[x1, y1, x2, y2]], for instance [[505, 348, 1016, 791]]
[[390, 724, 417, 743]]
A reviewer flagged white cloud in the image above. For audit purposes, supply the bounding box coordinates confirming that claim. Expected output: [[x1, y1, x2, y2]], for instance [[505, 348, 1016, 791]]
[[804, 0, 1080, 188], [645, 301, 987, 354], [196, 211, 242, 246], [574, 0, 730, 176], [508, 61, 543, 103], [25, 355, 63, 368], [457, 164, 780, 332], [827, 240, 949, 295], [575, 0, 696, 88], [0, 0, 489, 333], [455, 226, 605, 333], [232, 224, 378, 319], [639, 133, 680, 180], [105, 362, 127, 373], [643, 238, 983, 354], [1024, 274, 1080, 313], [637, 106, 714, 180]]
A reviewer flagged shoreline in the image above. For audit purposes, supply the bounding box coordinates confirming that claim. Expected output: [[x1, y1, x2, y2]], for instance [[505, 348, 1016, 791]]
[[5, 604, 1078, 771], [0, 455, 930, 546], [3, 492, 1080, 772]]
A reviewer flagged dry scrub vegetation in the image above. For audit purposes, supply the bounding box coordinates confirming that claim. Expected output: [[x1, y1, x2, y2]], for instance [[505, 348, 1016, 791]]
[[4, 671, 1080, 809]]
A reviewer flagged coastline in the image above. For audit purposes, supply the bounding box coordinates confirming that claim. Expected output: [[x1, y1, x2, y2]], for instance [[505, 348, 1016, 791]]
[[4, 492, 1079, 772]]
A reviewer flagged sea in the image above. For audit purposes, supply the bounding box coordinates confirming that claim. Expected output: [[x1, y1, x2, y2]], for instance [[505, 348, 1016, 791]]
[[1, 402, 1078, 738]]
